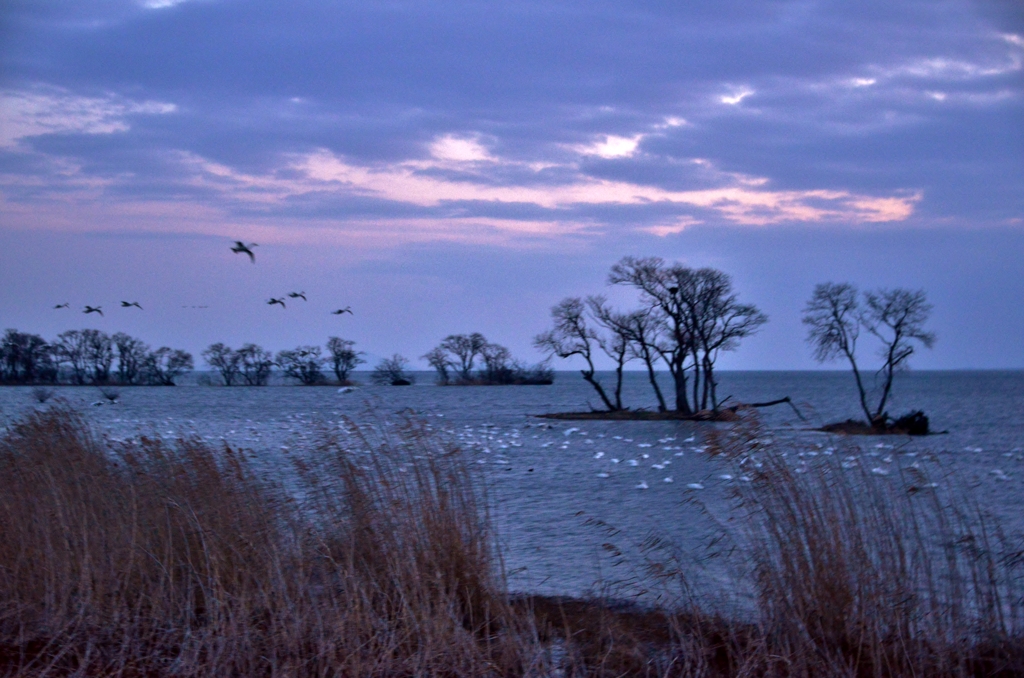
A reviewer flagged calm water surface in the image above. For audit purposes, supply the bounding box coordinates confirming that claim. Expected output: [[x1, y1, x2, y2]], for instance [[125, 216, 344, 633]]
[[2, 370, 1022, 599]]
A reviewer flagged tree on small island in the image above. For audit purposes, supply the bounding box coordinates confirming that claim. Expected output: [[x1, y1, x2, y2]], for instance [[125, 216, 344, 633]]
[[326, 337, 364, 384], [424, 333, 553, 385], [803, 282, 935, 433], [533, 298, 627, 410], [535, 256, 767, 415], [372, 354, 415, 385], [276, 346, 326, 385]]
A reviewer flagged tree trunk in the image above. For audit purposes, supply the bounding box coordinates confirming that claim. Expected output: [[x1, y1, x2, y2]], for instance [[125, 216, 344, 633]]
[[843, 346, 874, 424], [582, 371, 618, 411], [642, 354, 667, 412], [613, 363, 624, 410], [672, 367, 692, 415]]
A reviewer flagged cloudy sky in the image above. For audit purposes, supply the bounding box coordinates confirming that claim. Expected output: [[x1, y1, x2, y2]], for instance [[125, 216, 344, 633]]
[[1, 0, 1021, 369]]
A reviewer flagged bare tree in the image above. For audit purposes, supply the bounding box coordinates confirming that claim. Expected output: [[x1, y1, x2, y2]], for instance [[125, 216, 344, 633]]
[[426, 334, 551, 385], [81, 329, 114, 385], [202, 342, 241, 386], [692, 272, 768, 410], [534, 297, 618, 411], [863, 288, 935, 423], [422, 346, 452, 385], [479, 342, 512, 383], [439, 333, 487, 381], [587, 296, 635, 411], [371, 354, 414, 385], [594, 308, 668, 412], [326, 337, 364, 384], [609, 256, 766, 413], [803, 283, 935, 426], [143, 348, 193, 385], [113, 332, 150, 385], [237, 343, 274, 386], [276, 346, 325, 385], [609, 257, 693, 413], [0, 330, 52, 384], [803, 283, 872, 422], [54, 330, 90, 385]]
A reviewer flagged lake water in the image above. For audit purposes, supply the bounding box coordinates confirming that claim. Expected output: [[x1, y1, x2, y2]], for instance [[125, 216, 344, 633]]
[[2, 370, 1022, 600]]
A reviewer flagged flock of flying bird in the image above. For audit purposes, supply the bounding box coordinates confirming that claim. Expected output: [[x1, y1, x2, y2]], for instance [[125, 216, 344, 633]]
[[53, 241, 354, 317]]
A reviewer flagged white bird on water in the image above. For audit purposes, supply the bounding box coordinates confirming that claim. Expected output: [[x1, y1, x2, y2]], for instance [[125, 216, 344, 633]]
[[635, 481, 648, 490]]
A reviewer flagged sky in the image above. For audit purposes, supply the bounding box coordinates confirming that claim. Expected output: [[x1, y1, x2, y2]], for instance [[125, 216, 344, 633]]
[[1, 0, 1022, 370]]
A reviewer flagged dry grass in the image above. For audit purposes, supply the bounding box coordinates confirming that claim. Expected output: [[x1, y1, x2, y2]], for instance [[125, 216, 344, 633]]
[[0, 407, 535, 677], [1, 407, 1022, 677], [516, 419, 1024, 677], [706, 420, 1024, 677]]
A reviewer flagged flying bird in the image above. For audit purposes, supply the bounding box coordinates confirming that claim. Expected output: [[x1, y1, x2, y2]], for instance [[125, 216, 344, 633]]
[[84, 306, 103, 316], [268, 297, 286, 308], [54, 303, 69, 309], [121, 301, 143, 309], [231, 241, 257, 263], [331, 307, 353, 315], [288, 291, 307, 301]]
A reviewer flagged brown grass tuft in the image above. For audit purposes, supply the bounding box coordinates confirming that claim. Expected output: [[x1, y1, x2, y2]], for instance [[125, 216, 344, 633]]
[[0, 406, 534, 677]]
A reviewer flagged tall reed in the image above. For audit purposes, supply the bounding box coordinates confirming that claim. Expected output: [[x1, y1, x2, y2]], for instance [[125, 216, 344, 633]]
[[0, 407, 532, 676], [530, 419, 1024, 677], [705, 420, 1024, 676]]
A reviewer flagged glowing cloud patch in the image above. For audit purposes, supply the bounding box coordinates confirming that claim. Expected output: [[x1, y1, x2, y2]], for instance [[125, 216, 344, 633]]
[[141, 0, 197, 8], [720, 88, 754, 105], [573, 134, 644, 158], [641, 217, 704, 236], [429, 135, 494, 162], [287, 149, 921, 227], [0, 86, 176, 148]]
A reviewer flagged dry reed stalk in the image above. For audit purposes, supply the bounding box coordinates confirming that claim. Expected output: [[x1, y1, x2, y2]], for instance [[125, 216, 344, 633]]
[[0, 407, 539, 677], [703, 417, 1024, 677]]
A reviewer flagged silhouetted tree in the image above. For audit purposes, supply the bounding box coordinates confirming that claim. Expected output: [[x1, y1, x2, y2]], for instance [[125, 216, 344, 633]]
[[587, 296, 635, 411], [439, 333, 487, 381], [803, 283, 870, 421], [371, 354, 414, 385], [0, 330, 53, 384], [534, 297, 618, 411], [113, 332, 149, 385], [82, 329, 114, 384], [422, 346, 452, 385], [479, 342, 512, 383], [609, 257, 766, 413], [276, 346, 325, 385], [237, 343, 273, 386], [54, 330, 90, 385], [202, 343, 241, 386], [142, 348, 193, 385], [426, 334, 552, 385], [326, 337, 364, 384], [805, 283, 935, 426], [621, 309, 668, 412]]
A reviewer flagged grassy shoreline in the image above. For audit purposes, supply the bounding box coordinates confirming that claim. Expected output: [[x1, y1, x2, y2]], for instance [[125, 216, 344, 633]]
[[1, 407, 1021, 676]]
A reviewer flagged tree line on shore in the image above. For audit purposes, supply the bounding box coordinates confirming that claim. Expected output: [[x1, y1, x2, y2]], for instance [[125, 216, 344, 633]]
[[0, 329, 553, 388], [0, 329, 194, 386]]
